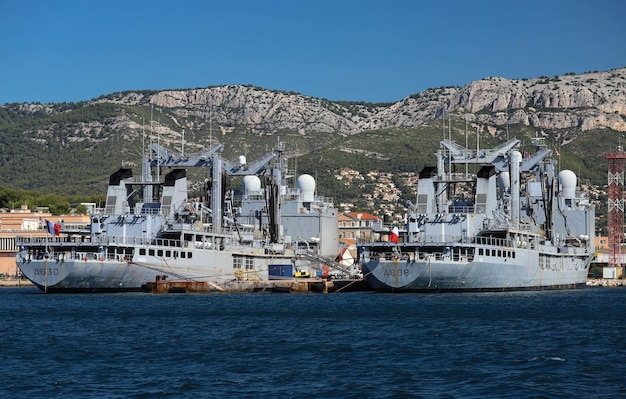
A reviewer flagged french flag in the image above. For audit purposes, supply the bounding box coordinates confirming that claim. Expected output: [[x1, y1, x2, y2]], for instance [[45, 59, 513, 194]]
[[46, 220, 61, 236], [390, 226, 399, 244]]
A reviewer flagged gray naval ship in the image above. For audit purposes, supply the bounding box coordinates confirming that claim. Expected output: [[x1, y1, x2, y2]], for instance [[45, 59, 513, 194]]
[[358, 136, 595, 292], [16, 140, 340, 293]]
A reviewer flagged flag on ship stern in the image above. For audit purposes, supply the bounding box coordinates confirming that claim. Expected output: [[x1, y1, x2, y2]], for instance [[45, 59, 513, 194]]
[[390, 226, 399, 244], [46, 220, 61, 236]]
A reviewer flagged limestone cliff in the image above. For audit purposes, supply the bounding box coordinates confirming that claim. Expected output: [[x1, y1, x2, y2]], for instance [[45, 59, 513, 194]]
[[97, 67, 626, 135], [366, 68, 626, 132]]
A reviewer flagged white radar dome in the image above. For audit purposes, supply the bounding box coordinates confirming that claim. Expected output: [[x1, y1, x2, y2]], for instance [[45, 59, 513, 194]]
[[297, 174, 316, 201], [559, 170, 577, 199], [242, 175, 261, 195], [238, 155, 247, 167]]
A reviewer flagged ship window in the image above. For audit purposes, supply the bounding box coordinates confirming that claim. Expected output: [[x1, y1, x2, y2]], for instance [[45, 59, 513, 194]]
[[233, 255, 243, 269], [140, 248, 146, 256], [187, 252, 192, 259], [246, 257, 254, 270], [512, 252, 515, 258], [149, 249, 155, 256], [479, 248, 483, 256], [165, 250, 171, 257], [180, 252, 186, 259], [497, 250, 502, 257], [157, 250, 163, 257]]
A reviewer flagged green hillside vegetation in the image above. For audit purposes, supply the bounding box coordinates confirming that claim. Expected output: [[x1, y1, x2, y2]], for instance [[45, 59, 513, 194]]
[[0, 185, 103, 215], [0, 97, 621, 224], [0, 102, 136, 193]]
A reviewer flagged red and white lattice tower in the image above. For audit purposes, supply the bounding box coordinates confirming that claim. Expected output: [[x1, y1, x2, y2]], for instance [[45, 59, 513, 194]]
[[604, 147, 626, 268]]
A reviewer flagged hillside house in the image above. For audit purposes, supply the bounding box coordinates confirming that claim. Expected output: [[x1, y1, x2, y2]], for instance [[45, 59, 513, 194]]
[[338, 212, 380, 241]]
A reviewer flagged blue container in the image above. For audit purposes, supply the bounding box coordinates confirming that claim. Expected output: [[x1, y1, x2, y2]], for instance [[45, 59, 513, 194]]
[[269, 264, 293, 280]]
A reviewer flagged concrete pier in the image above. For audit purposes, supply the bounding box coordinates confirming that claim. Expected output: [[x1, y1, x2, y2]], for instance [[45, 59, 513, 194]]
[[141, 278, 369, 294]]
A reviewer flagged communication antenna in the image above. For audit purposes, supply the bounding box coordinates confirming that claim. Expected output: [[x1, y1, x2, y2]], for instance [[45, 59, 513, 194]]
[[157, 113, 161, 183], [142, 117, 145, 179], [506, 109, 509, 141], [442, 111, 446, 178], [476, 125, 480, 163], [181, 129, 185, 157], [448, 116, 452, 181], [465, 117, 468, 176], [293, 144, 298, 189], [205, 94, 213, 145]]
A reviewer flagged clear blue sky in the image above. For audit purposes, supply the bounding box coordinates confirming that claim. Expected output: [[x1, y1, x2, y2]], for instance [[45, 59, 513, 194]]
[[1, 0, 624, 104]]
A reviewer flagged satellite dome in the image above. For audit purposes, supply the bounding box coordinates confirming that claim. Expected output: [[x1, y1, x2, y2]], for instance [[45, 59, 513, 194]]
[[297, 174, 316, 201], [238, 155, 247, 167], [559, 170, 577, 199], [242, 175, 261, 195]]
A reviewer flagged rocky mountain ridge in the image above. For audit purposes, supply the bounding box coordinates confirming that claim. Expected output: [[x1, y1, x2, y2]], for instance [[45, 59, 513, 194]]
[[1, 67, 624, 206], [82, 67, 626, 137], [10, 67, 625, 149]]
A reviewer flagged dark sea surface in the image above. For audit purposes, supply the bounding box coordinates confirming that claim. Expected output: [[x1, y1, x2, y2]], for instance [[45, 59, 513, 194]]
[[1, 287, 624, 399]]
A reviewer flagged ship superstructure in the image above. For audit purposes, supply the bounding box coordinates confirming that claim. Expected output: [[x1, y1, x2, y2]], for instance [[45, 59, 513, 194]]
[[358, 137, 595, 291], [16, 140, 339, 292]]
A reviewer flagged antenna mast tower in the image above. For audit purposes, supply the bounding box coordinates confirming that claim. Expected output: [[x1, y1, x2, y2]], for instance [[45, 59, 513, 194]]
[[604, 147, 626, 268]]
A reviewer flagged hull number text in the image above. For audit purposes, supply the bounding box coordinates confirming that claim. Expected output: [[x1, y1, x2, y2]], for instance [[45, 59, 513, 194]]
[[384, 268, 411, 277], [34, 268, 59, 276]]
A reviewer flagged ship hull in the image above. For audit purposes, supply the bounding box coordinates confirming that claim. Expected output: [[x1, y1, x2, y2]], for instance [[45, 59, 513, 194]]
[[17, 259, 161, 293], [16, 250, 291, 293], [361, 256, 590, 292]]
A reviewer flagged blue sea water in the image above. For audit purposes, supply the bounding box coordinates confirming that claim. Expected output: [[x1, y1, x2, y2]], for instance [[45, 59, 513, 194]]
[[0, 287, 624, 398]]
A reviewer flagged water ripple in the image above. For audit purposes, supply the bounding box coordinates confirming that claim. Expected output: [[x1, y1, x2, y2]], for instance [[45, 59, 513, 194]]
[[0, 288, 625, 398]]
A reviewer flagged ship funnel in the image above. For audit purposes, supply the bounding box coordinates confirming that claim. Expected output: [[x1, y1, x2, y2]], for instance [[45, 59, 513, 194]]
[[104, 168, 134, 214], [162, 169, 188, 216]]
